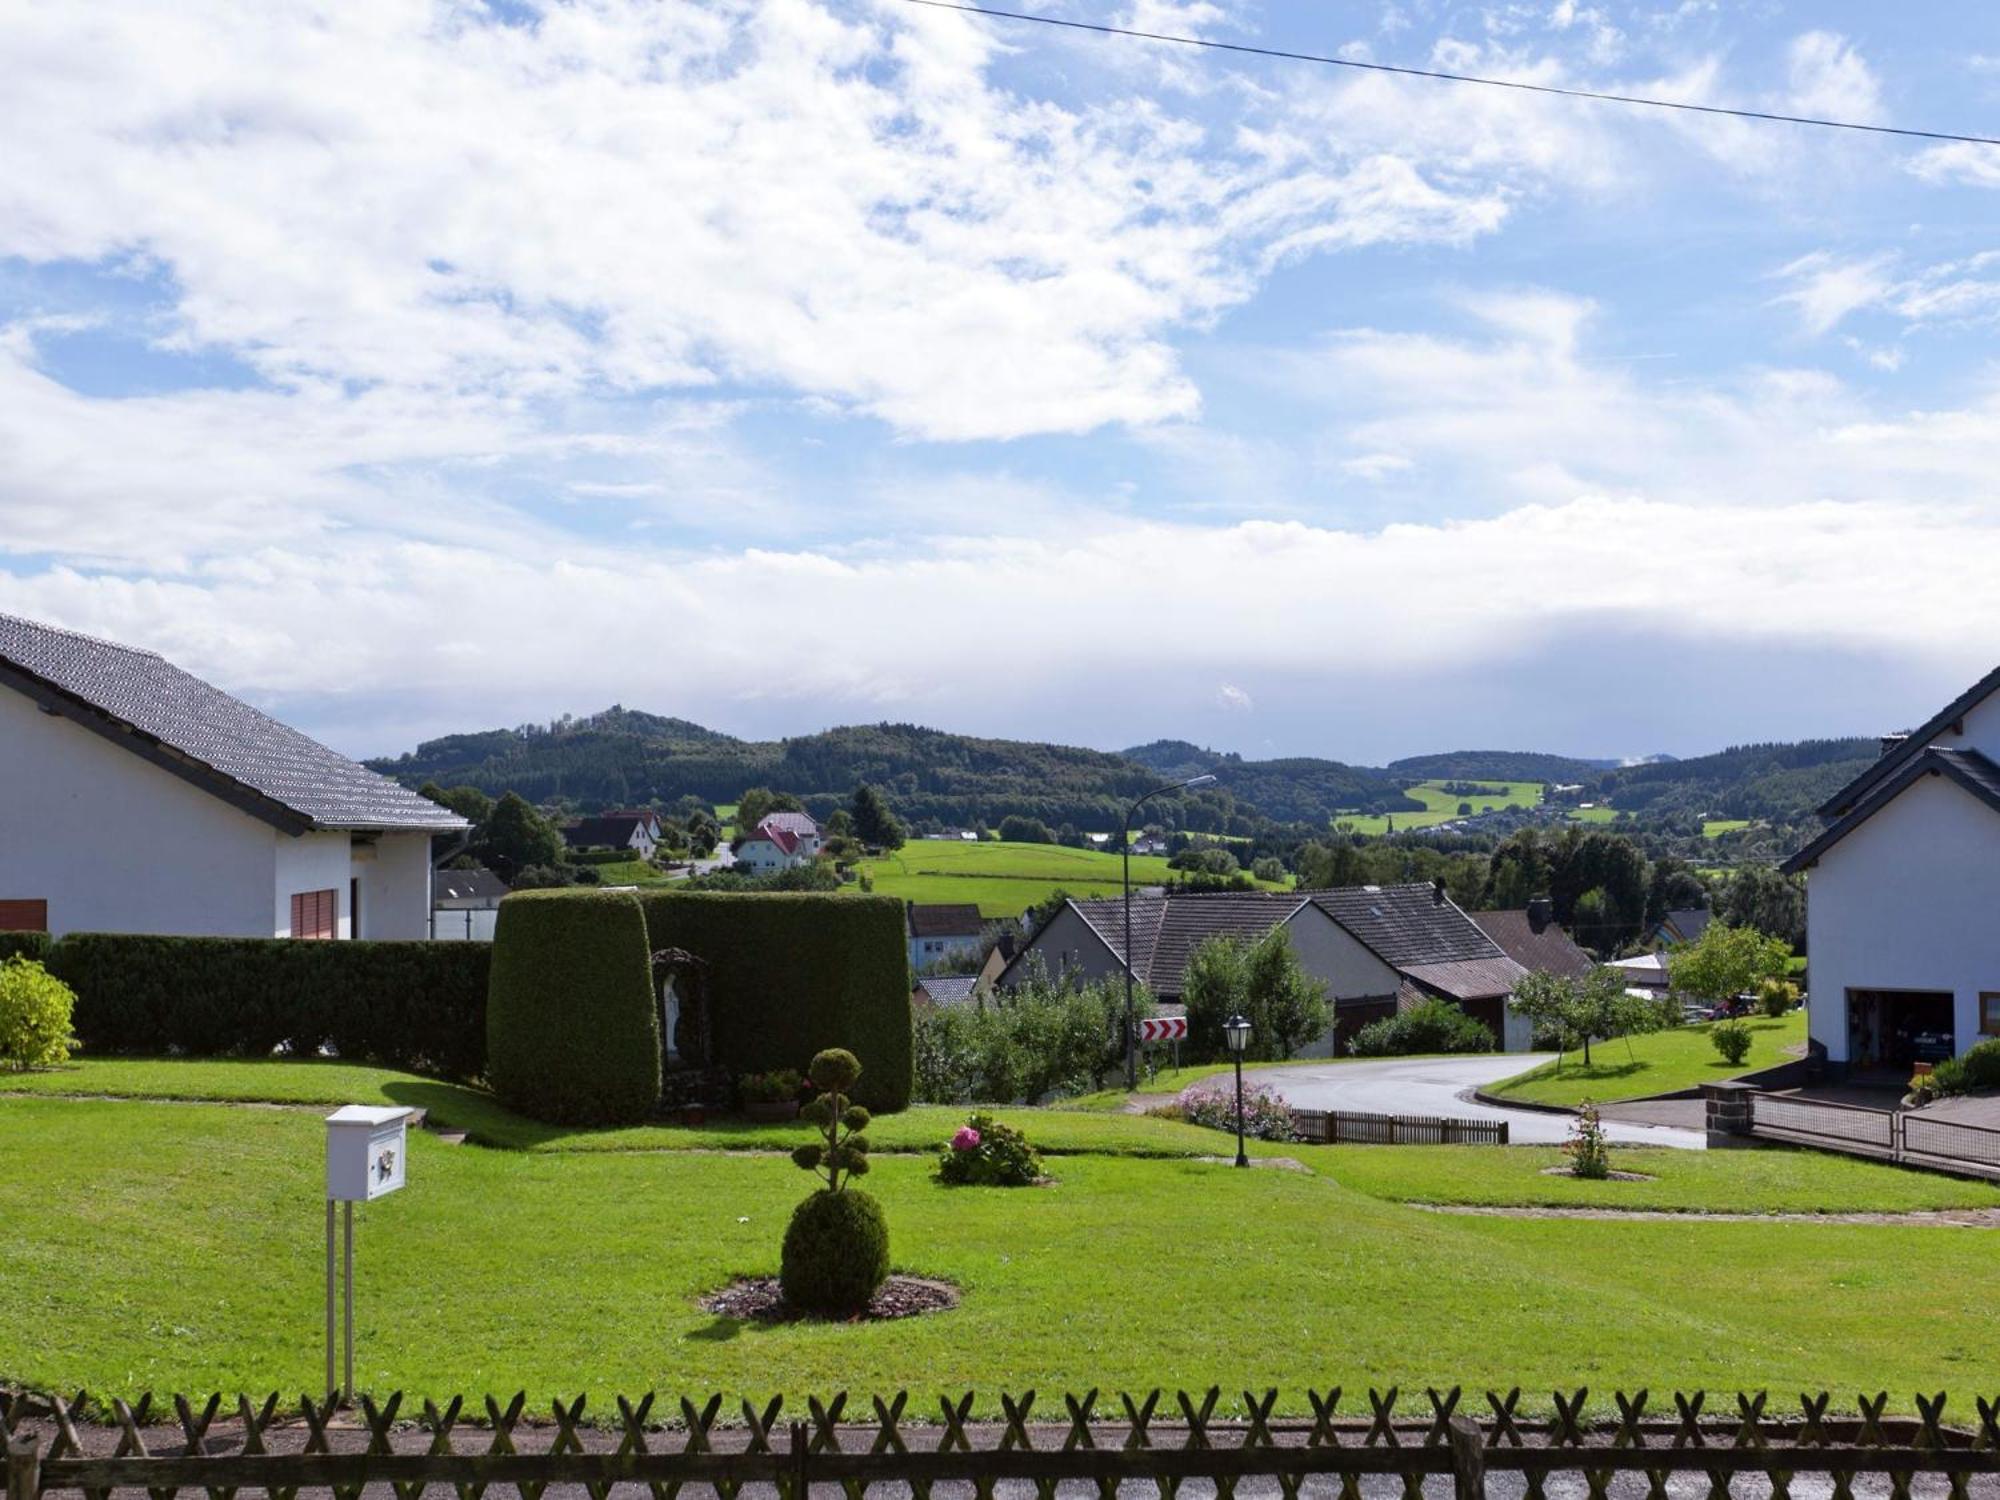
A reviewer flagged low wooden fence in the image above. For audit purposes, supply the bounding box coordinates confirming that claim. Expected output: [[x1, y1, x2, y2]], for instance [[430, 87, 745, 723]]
[[16, 1384, 1995, 1498], [1293, 1109, 1509, 1146], [1741, 1090, 2000, 1178]]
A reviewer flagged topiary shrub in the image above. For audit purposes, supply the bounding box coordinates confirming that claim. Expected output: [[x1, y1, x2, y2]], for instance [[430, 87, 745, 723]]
[[487, 889, 660, 1126], [636, 892, 912, 1112], [1710, 1018, 1753, 1066], [936, 1112, 1043, 1186], [779, 1048, 890, 1315], [0, 956, 78, 1071]]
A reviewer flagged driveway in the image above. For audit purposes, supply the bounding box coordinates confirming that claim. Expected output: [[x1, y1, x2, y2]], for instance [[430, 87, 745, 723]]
[[1250, 1054, 1707, 1149]]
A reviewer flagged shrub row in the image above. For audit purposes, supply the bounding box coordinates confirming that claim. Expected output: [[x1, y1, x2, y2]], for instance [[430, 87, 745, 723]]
[[0, 932, 53, 964], [41, 933, 490, 1079], [484, 889, 914, 1125], [638, 891, 913, 1113], [1347, 998, 1495, 1057]]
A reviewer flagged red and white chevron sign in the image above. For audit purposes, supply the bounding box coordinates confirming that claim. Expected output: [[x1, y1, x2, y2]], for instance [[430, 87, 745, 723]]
[[1135, 1016, 1187, 1043]]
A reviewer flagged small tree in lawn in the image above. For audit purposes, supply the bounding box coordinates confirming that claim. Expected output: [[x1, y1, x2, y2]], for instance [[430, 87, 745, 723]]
[[1667, 921, 1792, 1011], [1510, 966, 1657, 1069], [780, 1048, 890, 1315]]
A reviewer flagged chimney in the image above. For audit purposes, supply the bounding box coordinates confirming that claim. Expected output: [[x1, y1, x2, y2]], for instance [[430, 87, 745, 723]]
[[1527, 896, 1553, 933], [1432, 878, 1447, 905]]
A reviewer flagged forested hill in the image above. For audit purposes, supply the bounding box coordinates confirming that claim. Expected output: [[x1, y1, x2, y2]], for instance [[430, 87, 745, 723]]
[[1385, 750, 1613, 782], [1589, 737, 1879, 820], [1119, 740, 1416, 822]]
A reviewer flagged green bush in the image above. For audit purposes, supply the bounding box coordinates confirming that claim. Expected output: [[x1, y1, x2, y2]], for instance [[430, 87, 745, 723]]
[[0, 932, 52, 965], [1756, 978, 1798, 1019], [738, 1068, 803, 1104], [48, 934, 489, 1078], [0, 957, 78, 1070], [936, 1112, 1043, 1186], [487, 890, 660, 1125], [1958, 1038, 2000, 1091], [1710, 1018, 1753, 1066], [1565, 1100, 1611, 1179], [779, 1188, 890, 1316], [638, 892, 912, 1112], [911, 969, 1145, 1105], [1348, 999, 1495, 1057]]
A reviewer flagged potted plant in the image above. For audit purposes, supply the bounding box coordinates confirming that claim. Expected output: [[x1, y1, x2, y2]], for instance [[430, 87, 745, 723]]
[[739, 1067, 804, 1122]]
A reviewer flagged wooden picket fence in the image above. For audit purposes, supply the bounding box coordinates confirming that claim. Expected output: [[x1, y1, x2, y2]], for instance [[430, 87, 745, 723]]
[[1292, 1109, 1509, 1146], [9, 1385, 2000, 1499]]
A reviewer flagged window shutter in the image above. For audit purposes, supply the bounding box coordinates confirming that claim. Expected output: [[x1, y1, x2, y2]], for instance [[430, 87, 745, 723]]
[[290, 888, 336, 940]]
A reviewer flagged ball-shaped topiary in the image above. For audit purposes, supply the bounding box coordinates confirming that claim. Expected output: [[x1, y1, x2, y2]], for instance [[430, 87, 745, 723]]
[[486, 890, 661, 1126], [780, 1187, 890, 1316]]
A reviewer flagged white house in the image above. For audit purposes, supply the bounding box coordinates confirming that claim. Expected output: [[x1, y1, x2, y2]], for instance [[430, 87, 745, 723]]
[[907, 902, 985, 969], [0, 612, 466, 940], [735, 810, 821, 873], [998, 882, 1536, 1053], [1784, 663, 2000, 1077], [432, 866, 509, 942], [563, 811, 660, 861]]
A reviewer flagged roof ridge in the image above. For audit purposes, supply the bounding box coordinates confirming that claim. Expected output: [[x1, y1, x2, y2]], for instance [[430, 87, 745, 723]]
[[0, 609, 167, 661]]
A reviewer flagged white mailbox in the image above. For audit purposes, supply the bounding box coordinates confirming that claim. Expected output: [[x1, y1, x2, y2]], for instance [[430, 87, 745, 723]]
[[325, 1105, 412, 1202]]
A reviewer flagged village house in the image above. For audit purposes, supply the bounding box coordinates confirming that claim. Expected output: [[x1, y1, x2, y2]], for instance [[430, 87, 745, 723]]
[[562, 810, 661, 861], [998, 882, 1539, 1053], [906, 902, 986, 970], [1784, 663, 2000, 1077], [734, 810, 822, 873], [1471, 898, 1595, 980], [0, 612, 466, 939], [431, 866, 509, 941], [1649, 907, 1712, 949]]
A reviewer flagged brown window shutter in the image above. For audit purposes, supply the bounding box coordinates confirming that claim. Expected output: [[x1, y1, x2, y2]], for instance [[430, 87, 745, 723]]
[[291, 889, 336, 940], [0, 899, 48, 932]]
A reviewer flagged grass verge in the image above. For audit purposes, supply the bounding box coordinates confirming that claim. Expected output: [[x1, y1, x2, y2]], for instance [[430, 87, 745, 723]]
[[1488, 1013, 1807, 1108]]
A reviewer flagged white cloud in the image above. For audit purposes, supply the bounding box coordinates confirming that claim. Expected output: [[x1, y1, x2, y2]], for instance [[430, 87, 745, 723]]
[[1784, 31, 1882, 125], [1216, 683, 1254, 712], [1774, 249, 2000, 339], [1774, 251, 1899, 337]]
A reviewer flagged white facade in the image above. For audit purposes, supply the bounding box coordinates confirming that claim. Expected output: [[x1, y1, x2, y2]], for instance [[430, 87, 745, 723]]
[[909, 930, 985, 969], [735, 834, 806, 873], [0, 686, 437, 939]]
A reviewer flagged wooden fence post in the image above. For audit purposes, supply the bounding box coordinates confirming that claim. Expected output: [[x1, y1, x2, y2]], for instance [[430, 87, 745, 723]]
[[6, 1434, 41, 1500], [789, 1419, 808, 1500], [1447, 1415, 1485, 1500]]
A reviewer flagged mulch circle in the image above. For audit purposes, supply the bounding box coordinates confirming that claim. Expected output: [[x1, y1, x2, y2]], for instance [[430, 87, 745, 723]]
[[1539, 1165, 1656, 1182], [700, 1275, 959, 1324]]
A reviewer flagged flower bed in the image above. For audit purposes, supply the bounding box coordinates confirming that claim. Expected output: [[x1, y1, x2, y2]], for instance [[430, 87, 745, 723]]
[[1176, 1081, 1299, 1142]]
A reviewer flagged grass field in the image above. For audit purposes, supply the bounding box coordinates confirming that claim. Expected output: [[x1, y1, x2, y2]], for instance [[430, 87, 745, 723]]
[[1566, 805, 1622, 824], [1334, 780, 1543, 836], [591, 857, 673, 885], [1703, 819, 1753, 838], [1487, 1012, 1808, 1107], [854, 839, 1289, 917], [6, 1064, 2000, 1409]]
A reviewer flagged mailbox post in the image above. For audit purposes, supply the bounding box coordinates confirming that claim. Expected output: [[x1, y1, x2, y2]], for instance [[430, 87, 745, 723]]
[[324, 1105, 412, 1404]]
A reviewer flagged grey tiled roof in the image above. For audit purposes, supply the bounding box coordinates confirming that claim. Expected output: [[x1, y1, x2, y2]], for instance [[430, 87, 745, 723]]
[[908, 902, 985, 938], [1471, 909, 1596, 980], [1307, 884, 1507, 967], [1400, 955, 1530, 1002], [1785, 745, 2000, 873], [1066, 890, 1306, 999], [914, 974, 981, 1007], [0, 612, 467, 833]]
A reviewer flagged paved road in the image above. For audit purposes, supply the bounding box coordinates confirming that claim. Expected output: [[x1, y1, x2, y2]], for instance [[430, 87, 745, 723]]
[[1249, 1054, 1707, 1149]]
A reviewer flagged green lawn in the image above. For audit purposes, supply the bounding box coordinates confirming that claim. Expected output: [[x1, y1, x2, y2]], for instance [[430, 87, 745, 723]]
[[1566, 805, 1622, 824], [1488, 1012, 1808, 1107], [7, 1089, 2000, 1410], [1334, 780, 1543, 836], [591, 857, 674, 886], [854, 839, 1288, 918], [1702, 819, 1753, 839]]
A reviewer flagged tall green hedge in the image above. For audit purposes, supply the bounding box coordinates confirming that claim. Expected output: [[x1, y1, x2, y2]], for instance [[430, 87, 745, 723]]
[[0, 932, 52, 965], [487, 889, 660, 1125], [49, 934, 490, 1080], [638, 891, 913, 1112]]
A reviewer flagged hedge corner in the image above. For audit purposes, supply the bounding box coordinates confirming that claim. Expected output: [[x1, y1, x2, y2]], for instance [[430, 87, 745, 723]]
[[487, 887, 660, 1126]]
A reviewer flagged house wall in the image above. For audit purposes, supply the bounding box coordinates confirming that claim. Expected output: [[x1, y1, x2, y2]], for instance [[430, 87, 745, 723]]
[[1281, 905, 1403, 1058], [1002, 904, 1124, 990], [910, 932, 983, 969], [353, 832, 435, 940], [0, 687, 276, 936], [1805, 772, 2000, 1062], [274, 830, 354, 938]]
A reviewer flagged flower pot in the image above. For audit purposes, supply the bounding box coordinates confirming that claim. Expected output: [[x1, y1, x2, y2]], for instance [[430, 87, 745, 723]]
[[743, 1099, 801, 1124]]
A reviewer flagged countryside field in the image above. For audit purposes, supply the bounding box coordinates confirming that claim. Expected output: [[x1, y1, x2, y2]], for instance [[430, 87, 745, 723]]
[[855, 838, 1290, 917], [6, 1062, 2000, 1409], [1334, 779, 1543, 836]]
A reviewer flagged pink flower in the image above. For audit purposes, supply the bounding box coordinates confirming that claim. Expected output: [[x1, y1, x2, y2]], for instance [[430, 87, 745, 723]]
[[950, 1126, 981, 1152]]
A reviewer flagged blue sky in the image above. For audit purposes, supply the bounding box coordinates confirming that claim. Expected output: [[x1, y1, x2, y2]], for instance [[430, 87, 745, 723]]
[[2, 0, 1998, 764]]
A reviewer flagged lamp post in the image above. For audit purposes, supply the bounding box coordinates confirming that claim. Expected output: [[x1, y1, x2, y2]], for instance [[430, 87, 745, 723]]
[[1122, 772, 1218, 1089], [1224, 1012, 1252, 1168]]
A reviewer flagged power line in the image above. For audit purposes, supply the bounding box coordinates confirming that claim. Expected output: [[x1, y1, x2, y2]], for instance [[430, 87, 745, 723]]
[[898, 0, 2000, 149]]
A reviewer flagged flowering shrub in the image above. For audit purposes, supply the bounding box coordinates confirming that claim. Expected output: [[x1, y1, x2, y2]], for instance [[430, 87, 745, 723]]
[[1177, 1081, 1298, 1142], [936, 1112, 1043, 1186], [1565, 1100, 1612, 1180]]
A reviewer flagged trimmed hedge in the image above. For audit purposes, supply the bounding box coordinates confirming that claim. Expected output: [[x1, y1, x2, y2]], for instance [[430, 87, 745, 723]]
[[0, 932, 52, 965], [49, 934, 490, 1080], [487, 889, 660, 1126], [638, 891, 913, 1113]]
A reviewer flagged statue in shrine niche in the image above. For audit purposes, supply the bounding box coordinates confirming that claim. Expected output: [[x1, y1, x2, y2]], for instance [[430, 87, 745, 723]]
[[651, 947, 729, 1114]]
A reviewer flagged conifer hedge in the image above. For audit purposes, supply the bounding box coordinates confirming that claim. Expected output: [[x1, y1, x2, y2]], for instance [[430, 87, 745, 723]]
[[639, 890, 913, 1113], [486, 889, 660, 1125]]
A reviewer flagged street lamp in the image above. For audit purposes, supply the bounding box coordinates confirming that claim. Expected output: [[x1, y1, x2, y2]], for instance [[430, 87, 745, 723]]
[[1122, 772, 1218, 1088], [1224, 1013, 1252, 1168]]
